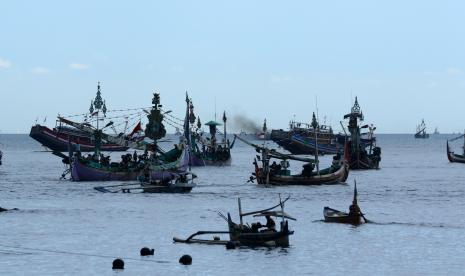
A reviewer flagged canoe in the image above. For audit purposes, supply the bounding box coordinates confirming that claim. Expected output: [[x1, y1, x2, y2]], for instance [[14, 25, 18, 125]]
[[71, 147, 189, 181], [447, 141, 465, 163], [323, 207, 362, 225], [254, 160, 349, 186]]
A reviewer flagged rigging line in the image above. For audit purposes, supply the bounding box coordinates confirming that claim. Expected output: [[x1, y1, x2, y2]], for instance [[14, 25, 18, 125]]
[[163, 117, 184, 128], [0, 244, 169, 264], [63, 107, 152, 118]]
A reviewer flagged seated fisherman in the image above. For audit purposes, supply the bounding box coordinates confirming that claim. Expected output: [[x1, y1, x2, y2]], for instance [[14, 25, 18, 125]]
[[348, 203, 361, 217], [301, 163, 315, 177], [264, 215, 276, 231]]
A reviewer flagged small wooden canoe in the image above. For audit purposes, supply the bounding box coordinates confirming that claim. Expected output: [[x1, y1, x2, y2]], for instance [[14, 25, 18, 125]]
[[323, 207, 361, 225], [447, 141, 465, 163]]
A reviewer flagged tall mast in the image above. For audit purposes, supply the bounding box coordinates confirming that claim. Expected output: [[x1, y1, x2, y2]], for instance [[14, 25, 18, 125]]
[[222, 111, 227, 143]]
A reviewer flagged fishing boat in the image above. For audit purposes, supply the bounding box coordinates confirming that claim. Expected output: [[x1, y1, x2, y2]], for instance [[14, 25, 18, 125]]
[[255, 119, 271, 140], [323, 181, 368, 224], [70, 92, 189, 181], [270, 114, 341, 155], [447, 133, 465, 163], [414, 119, 429, 139], [342, 97, 381, 170], [236, 135, 349, 185], [93, 171, 196, 193], [173, 196, 295, 247], [29, 83, 139, 152], [184, 95, 235, 166]]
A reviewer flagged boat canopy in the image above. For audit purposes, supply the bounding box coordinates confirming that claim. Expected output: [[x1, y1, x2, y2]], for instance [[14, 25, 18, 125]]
[[253, 211, 296, 221], [204, 120, 222, 126]]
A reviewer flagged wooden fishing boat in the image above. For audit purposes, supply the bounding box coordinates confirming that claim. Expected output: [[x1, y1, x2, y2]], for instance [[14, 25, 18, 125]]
[[184, 94, 235, 166], [174, 196, 295, 247], [447, 138, 465, 163], [29, 83, 144, 152], [270, 113, 341, 155], [414, 119, 429, 139], [70, 92, 190, 181], [343, 97, 381, 170], [236, 135, 349, 186], [94, 172, 196, 193], [323, 181, 368, 225]]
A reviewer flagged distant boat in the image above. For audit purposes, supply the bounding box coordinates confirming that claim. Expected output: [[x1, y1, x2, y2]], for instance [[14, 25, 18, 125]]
[[433, 127, 439, 135], [175, 127, 182, 136], [415, 119, 429, 139]]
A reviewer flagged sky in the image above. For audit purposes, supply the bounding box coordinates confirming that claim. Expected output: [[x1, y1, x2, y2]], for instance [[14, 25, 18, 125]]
[[1, 0, 465, 134]]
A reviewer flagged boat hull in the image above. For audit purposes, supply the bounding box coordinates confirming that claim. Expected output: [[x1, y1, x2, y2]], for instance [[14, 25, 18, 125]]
[[255, 161, 349, 186], [323, 207, 362, 225], [447, 142, 465, 163], [71, 148, 189, 181], [30, 124, 128, 152]]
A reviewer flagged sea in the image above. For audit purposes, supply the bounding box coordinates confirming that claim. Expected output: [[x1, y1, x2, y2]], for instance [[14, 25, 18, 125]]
[[0, 133, 464, 275]]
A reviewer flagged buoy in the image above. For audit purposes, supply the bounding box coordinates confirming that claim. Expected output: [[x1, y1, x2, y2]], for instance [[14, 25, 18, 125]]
[[179, 254, 192, 265], [112, 258, 124, 269], [213, 236, 220, 241], [140, 247, 154, 256], [225, 241, 236, 250]]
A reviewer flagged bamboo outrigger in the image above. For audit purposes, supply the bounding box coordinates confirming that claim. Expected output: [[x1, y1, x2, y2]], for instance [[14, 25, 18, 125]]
[[173, 196, 295, 247]]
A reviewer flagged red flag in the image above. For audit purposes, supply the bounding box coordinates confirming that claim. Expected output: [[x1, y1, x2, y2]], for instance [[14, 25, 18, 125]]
[[129, 121, 142, 137]]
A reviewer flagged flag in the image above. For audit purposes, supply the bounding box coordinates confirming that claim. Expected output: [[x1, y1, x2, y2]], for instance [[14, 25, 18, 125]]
[[129, 121, 142, 137]]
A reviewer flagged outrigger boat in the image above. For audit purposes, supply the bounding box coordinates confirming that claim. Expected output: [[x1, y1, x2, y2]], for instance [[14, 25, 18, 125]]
[[236, 135, 349, 185], [323, 180, 368, 225], [29, 83, 141, 152], [94, 171, 196, 193], [342, 97, 381, 170], [184, 94, 235, 166], [447, 132, 465, 163], [69, 92, 189, 181], [173, 196, 295, 247]]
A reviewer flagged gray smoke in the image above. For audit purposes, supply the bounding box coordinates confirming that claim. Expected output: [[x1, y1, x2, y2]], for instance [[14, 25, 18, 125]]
[[232, 114, 261, 133]]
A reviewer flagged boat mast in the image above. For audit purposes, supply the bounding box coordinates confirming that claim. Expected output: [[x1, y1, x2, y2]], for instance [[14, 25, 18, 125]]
[[238, 198, 243, 228], [222, 111, 227, 143], [311, 112, 320, 174], [90, 82, 106, 159]]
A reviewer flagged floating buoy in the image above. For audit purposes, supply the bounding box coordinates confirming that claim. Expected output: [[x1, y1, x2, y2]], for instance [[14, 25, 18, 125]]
[[140, 247, 154, 256], [179, 254, 192, 265], [112, 258, 124, 269], [213, 236, 220, 241], [225, 241, 236, 250]]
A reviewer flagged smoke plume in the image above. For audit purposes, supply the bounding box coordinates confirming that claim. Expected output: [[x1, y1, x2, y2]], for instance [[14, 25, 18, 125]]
[[232, 114, 261, 133]]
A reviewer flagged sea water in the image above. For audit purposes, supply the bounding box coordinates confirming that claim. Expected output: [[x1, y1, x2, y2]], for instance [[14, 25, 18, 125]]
[[0, 134, 464, 275]]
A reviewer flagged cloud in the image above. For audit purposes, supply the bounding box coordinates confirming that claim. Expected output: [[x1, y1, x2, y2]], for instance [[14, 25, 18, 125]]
[[32, 66, 51, 74], [170, 65, 184, 72], [69, 63, 90, 70], [447, 67, 464, 76], [0, 58, 12, 69]]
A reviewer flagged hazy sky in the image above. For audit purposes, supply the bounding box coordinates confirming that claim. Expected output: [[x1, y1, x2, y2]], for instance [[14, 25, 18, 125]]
[[1, 1, 464, 134]]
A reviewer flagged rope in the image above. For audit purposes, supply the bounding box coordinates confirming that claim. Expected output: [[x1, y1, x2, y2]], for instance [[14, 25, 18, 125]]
[[0, 244, 169, 264]]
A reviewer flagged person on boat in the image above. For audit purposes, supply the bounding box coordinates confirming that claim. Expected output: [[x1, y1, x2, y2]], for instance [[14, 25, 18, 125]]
[[133, 151, 138, 162], [348, 203, 361, 217], [301, 163, 315, 177], [264, 215, 276, 232]]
